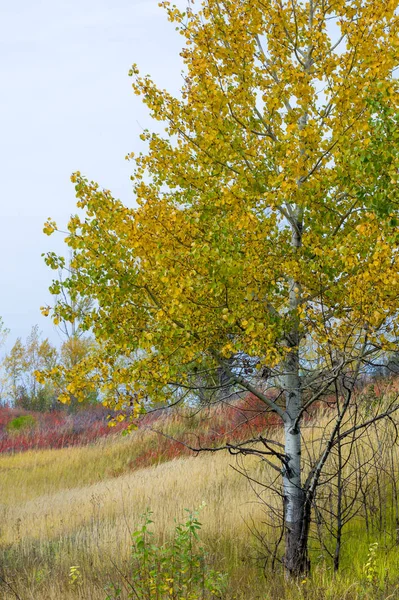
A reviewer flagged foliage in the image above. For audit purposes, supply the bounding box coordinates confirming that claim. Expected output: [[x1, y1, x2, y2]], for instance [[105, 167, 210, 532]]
[[68, 565, 82, 587], [363, 542, 379, 586], [2, 326, 58, 411], [47, 255, 95, 341], [0, 391, 281, 454], [105, 507, 227, 600], [6, 414, 36, 433], [40, 0, 399, 412], [0, 406, 125, 453], [2, 325, 97, 411]]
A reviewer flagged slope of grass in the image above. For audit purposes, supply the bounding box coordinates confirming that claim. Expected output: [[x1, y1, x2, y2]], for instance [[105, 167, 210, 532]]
[[0, 441, 264, 598], [2, 386, 399, 599]]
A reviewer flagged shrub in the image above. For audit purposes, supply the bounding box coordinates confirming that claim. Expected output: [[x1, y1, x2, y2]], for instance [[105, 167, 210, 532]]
[[105, 507, 228, 600], [6, 415, 36, 433]]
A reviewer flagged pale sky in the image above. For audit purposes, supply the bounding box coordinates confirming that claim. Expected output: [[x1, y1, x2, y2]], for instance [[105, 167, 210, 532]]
[[0, 0, 184, 349]]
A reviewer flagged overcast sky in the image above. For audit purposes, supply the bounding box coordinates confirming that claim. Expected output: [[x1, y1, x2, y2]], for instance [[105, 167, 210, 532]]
[[0, 0, 185, 350]]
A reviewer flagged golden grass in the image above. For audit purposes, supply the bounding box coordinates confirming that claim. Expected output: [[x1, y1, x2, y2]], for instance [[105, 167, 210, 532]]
[[0, 449, 261, 545], [0, 430, 267, 599]]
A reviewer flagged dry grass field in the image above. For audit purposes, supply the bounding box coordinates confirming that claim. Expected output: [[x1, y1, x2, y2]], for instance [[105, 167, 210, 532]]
[[0, 431, 266, 599], [2, 395, 399, 599]]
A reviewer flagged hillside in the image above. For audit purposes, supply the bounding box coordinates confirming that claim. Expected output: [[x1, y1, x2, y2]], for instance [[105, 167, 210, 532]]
[[0, 394, 280, 456], [2, 384, 399, 599]]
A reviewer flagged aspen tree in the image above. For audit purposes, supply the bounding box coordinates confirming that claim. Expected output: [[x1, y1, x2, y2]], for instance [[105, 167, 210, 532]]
[[41, 0, 399, 577]]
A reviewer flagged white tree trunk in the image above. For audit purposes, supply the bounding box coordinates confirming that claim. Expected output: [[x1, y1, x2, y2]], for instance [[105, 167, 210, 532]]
[[283, 340, 309, 575], [282, 213, 310, 576]]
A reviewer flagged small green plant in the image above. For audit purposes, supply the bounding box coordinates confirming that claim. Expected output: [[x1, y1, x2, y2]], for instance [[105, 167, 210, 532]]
[[6, 415, 36, 433], [33, 568, 47, 585], [364, 542, 379, 585], [105, 507, 227, 599], [69, 565, 82, 587]]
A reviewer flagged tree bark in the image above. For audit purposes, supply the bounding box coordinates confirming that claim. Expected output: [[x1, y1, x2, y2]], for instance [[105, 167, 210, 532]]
[[283, 344, 310, 577], [282, 210, 309, 577]]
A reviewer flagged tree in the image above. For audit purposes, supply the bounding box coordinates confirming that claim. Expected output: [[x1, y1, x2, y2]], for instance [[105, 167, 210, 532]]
[[39, 256, 99, 410], [41, 0, 399, 578], [3, 326, 58, 411], [3, 338, 26, 405], [0, 317, 9, 405], [3, 324, 98, 411], [0, 317, 8, 349], [45, 253, 95, 341]]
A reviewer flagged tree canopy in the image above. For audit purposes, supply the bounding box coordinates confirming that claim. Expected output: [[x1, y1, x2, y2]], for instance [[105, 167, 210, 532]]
[[43, 0, 399, 409]]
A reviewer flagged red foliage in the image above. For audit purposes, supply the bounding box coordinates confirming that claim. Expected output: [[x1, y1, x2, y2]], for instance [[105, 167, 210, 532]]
[[2, 377, 391, 472], [0, 406, 127, 453], [0, 393, 286, 468]]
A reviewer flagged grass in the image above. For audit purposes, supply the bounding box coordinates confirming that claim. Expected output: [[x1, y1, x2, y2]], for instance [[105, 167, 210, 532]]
[[0, 440, 263, 598], [2, 386, 399, 598]]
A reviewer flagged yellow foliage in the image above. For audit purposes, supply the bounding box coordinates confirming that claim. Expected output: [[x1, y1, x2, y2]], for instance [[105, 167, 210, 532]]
[[40, 0, 399, 416]]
